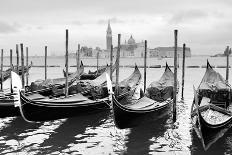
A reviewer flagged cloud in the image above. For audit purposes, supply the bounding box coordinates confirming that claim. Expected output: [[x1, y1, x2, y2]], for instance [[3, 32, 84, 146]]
[[72, 21, 83, 26], [0, 21, 20, 33], [97, 17, 125, 25], [169, 10, 208, 24]]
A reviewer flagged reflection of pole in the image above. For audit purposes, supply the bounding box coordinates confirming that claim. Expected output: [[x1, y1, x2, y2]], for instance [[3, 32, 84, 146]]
[[226, 46, 229, 81], [173, 30, 178, 122], [181, 44, 186, 100]]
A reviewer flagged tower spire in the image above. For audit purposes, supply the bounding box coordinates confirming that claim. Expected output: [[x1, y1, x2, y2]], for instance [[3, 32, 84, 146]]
[[106, 19, 112, 50], [107, 20, 112, 33]]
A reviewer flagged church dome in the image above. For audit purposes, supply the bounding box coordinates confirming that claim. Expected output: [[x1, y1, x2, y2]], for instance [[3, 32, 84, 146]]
[[128, 35, 135, 44]]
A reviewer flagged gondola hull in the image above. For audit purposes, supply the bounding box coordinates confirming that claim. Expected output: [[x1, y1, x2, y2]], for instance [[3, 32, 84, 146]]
[[112, 95, 172, 129], [20, 92, 110, 122], [191, 97, 232, 150], [0, 101, 20, 117]]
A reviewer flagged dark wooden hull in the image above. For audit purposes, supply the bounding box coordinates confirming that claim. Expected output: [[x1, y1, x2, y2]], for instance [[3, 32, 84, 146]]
[[0, 101, 20, 118], [19, 92, 110, 122], [112, 95, 172, 129], [20, 91, 109, 122], [191, 100, 232, 150]]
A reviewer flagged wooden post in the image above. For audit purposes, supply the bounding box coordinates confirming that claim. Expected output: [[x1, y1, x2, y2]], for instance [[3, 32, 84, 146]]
[[16, 44, 19, 74], [173, 30, 178, 122], [26, 47, 29, 86], [110, 45, 113, 80], [65, 29, 69, 98], [144, 40, 147, 92], [10, 49, 13, 71], [1, 49, 3, 90], [115, 34, 121, 98], [226, 46, 230, 81], [20, 43, 25, 89], [45, 46, 47, 80], [76, 44, 80, 79], [97, 52, 99, 74], [181, 44, 186, 100]]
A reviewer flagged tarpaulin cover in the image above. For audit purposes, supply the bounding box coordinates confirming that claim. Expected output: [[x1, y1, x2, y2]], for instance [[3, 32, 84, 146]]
[[145, 64, 178, 102]]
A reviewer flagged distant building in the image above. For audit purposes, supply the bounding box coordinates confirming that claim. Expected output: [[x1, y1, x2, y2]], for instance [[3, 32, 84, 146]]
[[114, 35, 145, 58], [80, 46, 92, 57], [149, 47, 191, 58]]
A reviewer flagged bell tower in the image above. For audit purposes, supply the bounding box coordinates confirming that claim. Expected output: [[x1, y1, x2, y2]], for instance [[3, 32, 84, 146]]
[[106, 20, 112, 50]]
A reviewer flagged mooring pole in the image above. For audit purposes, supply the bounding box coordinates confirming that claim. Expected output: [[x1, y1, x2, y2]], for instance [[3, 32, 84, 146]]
[[76, 44, 80, 79], [144, 40, 147, 93], [20, 43, 25, 89], [45, 46, 47, 80], [97, 52, 99, 75], [10, 49, 13, 71], [65, 29, 69, 98], [173, 30, 178, 122], [110, 45, 113, 80], [181, 44, 186, 100], [226, 46, 230, 81], [16, 44, 19, 74], [1, 49, 3, 90], [115, 34, 121, 98], [26, 47, 29, 86]]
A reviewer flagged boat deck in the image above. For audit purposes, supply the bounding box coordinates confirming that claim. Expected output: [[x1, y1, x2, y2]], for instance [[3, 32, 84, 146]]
[[125, 96, 171, 110]]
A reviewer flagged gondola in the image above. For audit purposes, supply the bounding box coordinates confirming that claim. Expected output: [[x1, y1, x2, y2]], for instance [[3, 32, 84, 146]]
[[28, 61, 85, 93], [0, 88, 20, 117], [13, 64, 141, 122], [17, 61, 33, 75], [0, 62, 32, 83], [107, 63, 177, 129], [63, 64, 108, 80], [0, 68, 11, 83], [191, 61, 232, 150]]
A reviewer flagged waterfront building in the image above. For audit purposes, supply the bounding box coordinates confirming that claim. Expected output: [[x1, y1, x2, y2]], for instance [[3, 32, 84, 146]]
[[149, 47, 191, 58]]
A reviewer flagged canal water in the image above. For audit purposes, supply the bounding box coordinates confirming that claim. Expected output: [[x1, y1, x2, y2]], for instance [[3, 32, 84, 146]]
[[0, 56, 232, 155]]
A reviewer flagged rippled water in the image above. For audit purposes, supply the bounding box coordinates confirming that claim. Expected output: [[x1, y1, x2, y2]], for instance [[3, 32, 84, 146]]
[[1, 56, 232, 154]]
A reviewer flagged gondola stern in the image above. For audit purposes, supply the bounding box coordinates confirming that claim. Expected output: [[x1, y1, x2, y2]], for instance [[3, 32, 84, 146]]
[[165, 62, 171, 72], [206, 59, 212, 69]]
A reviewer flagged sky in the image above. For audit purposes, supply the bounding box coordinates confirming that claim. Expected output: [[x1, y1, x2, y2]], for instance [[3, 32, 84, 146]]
[[0, 0, 232, 56]]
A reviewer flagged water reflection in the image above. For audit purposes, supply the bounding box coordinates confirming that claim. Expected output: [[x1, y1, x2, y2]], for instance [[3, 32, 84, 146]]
[[0, 117, 42, 154], [191, 127, 232, 155], [0, 117, 66, 154], [125, 115, 171, 155], [39, 111, 110, 154]]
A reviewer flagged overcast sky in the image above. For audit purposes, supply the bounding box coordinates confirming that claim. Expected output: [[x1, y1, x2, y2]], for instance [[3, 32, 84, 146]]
[[0, 0, 232, 56]]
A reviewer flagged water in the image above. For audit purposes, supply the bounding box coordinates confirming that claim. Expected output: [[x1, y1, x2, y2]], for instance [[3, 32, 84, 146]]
[[0, 56, 232, 154]]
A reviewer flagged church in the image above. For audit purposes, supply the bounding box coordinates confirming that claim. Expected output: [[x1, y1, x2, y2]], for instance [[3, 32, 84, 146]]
[[106, 21, 145, 58]]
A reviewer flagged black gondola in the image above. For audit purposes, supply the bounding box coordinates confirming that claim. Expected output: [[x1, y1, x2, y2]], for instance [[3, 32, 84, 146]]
[[28, 61, 85, 93], [14, 65, 141, 122], [107, 63, 177, 129], [191, 61, 232, 150], [63, 64, 108, 80], [0, 62, 32, 83]]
